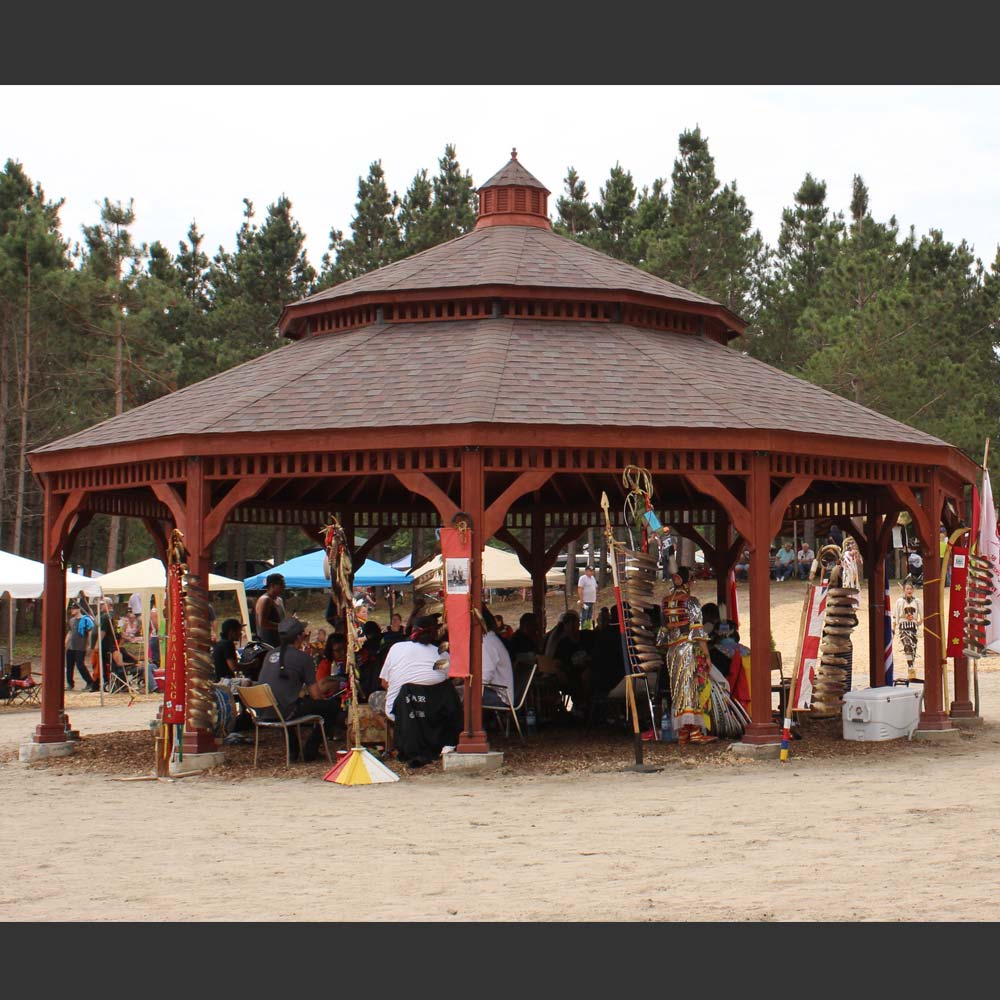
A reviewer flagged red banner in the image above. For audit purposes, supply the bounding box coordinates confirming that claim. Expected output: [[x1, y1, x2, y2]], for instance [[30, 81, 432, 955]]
[[791, 582, 828, 711], [440, 525, 471, 678], [946, 545, 969, 656], [162, 562, 186, 723]]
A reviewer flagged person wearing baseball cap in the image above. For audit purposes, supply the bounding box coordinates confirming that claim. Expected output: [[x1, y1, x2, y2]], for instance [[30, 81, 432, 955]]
[[256, 616, 344, 759]]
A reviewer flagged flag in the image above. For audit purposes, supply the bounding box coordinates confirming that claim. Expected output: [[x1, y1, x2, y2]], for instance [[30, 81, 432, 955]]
[[946, 542, 969, 657], [791, 582, 828, 710], [978, 470, 1000, 652], [883, 555, 895, 685], [728, 568, 739, 628]]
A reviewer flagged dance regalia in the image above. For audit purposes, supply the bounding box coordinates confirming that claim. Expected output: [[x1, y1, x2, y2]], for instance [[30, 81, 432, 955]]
[[661, 586, 711, 737]]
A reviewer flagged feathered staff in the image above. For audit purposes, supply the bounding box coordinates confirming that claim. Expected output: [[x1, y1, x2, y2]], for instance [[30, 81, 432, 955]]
[[322, 516, 398, 786]]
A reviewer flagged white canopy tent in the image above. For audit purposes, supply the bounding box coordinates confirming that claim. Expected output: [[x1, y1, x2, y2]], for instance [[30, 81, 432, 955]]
[[412, 547, 565, 590], [1, 549, 102, 661], [96, 558, 252, 686]]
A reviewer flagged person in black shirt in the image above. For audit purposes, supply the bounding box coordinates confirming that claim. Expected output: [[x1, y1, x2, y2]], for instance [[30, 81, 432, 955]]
[[212, 618, 243, 681], [508, 612, 540, 661], [257, 617, 344, 760]]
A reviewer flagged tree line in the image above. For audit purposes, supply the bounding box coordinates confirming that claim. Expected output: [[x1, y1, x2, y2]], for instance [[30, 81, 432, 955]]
[[1, 132, 998, 578]]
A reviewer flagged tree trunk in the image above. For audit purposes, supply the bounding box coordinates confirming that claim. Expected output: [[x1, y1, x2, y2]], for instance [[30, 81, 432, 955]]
[[586, 527, 595, 568], [274, 525, 287, 564], [235, 525, 248, 583], [105, 252, 126, 572], [412, 526, 425, 571], [0, 308, 9, 550], [566, 538, 578, 591], [225, 526, 237, 579], [11, 255, 30, 555]]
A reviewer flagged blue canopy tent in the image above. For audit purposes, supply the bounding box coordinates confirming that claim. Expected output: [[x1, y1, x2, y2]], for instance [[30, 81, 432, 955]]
[[243, 550, 414, 591]]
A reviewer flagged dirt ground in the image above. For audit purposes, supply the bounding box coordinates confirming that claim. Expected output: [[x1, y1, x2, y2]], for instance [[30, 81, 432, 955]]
[[3, 578, 999, 921]]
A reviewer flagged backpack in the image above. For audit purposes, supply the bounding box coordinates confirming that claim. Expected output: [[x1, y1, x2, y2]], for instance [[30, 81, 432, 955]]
[[77, 614, 94, 637]]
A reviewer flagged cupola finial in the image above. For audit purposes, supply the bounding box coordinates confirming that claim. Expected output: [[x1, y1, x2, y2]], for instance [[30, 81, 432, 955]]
[[511, 147, 518, 160]]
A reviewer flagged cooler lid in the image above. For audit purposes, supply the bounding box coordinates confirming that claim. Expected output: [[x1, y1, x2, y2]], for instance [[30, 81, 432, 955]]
[[842, 686, 920, 704]]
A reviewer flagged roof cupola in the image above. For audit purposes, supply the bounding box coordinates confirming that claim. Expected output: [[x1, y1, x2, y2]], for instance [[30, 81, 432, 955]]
[[475, 148, 551, 230]]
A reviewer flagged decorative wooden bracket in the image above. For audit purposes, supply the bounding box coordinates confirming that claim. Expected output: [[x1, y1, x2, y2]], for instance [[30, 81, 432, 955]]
[[394, 471, 459, 523], [495, 527, 532, 572], [141, 517, 171, 564], [888, 483, 932, 547], [768, 476, 812, 540], [355, 524, 397, 564], [831, 515, 868, 552], [203, 476, 269, 547], [64, 510, 94, 559], [683, 473, 753, 543], [47, 489, 88, 562], [542, 524, 588, 573], [484, 469, 552, 539], [151, 482, 186, 537]]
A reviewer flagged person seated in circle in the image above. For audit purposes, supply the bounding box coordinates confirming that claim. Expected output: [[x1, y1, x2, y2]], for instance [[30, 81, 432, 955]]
[[256, 617, 344, 759], [212, 618, 243, 681], [370, 614, 450, 722], [316, 633, 349, 700]]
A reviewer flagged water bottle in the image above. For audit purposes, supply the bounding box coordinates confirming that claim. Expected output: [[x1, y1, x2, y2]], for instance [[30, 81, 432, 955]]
[[525, 706, 537, 734], [660, 711, 677, 742]]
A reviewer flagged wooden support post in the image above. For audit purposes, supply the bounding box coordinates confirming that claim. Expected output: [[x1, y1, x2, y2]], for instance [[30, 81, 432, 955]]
[[34, 480, 71, 744], [458, 446, 489, 754], [865, 511, 885, 688], [180, 458, 218, 755], [743, 453, 780, 745]]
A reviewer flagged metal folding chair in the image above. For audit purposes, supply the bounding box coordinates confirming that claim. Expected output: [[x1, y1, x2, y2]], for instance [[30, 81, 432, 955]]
[[483, 663, 538, 741], [237, 683, 333, 767]]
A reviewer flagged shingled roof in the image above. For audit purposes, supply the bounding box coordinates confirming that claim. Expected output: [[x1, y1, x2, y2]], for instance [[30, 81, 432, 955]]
[[479, 153, 549, 191], [34, 321, 947, 454], [288, 224, 723, 311]]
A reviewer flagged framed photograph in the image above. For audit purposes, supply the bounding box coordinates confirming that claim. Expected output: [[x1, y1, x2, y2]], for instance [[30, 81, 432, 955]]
[[445, 557, 470, 595]]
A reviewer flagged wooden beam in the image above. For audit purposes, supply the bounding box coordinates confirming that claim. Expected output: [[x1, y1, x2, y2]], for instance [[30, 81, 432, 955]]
[[354, 525, 396, 564], [543, 524, 588, 572], [495, 527, 532, 572], [393, 471, 458, 523], [887, 483, 932, 547], [683, 473, 754, 545], [768, 476, 812, 540], [47, 489, 88, 561], [151, 482, 186, 536], [483, 468, 552, 538], [203, 476, 269, 548], [670, 522, 718, 564]]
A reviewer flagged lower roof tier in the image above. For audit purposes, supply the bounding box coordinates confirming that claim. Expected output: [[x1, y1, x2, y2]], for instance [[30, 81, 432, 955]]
[[35, 319, 948, 456]]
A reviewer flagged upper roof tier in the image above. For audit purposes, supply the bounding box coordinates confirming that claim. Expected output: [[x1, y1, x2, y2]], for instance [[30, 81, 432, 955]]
[[280, 151, 745, 339]]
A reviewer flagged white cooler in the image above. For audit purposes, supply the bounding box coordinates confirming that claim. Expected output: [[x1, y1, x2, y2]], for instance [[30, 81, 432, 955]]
[[842, 686, 921, 741]]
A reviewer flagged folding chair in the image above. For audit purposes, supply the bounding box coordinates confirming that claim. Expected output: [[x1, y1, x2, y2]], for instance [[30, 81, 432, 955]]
[[5, 662, 42, 708], [483, 663, 537, 741], [237, 683, 333, 767]]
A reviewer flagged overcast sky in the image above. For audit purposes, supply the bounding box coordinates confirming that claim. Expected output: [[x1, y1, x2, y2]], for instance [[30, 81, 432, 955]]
[[4, 85, 1000, 271]]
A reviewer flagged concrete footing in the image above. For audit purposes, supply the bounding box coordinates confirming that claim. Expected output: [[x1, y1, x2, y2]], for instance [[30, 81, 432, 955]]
[[729, 741, 782, 760], [442, 750, 504, 773], [912, 727, 963, 743], [950, 716, 984, 728], [169, 750, 225, 775], [19, 741, 77, 762]]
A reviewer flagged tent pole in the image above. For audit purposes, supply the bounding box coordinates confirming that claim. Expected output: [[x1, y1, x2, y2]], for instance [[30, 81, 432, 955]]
[[98, 603, 104, 708]]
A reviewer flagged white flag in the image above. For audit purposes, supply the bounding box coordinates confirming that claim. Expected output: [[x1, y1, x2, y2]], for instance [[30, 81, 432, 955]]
[[978, 469, 1000, 652]]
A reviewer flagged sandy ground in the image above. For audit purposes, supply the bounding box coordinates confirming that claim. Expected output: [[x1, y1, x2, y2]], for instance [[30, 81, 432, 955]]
[[3, 579, 999, 922]]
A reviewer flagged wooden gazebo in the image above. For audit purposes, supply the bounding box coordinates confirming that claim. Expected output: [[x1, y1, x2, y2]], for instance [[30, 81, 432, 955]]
[[28, 151, 980, 760]]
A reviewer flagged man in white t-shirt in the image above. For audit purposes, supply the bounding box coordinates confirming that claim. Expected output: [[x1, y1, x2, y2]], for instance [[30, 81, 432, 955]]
[[482, 629, 515, 708], [128, 592, 143, 617], [578, 566, 598, 629], [376, 615, 449, 721]]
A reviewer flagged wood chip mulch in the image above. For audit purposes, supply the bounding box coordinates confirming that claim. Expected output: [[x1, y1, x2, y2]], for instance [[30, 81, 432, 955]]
[[2, 713, 986, 783]]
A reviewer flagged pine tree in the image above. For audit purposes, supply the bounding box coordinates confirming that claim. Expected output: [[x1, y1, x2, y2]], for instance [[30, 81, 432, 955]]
[[210, 195, 316, 367], [750, 173, 845, 369], [398, 168, 435, 255], [646, 127, 763, 318], [319, 161, 401, 286], [0, 160, 67, 554], [590, 164, 638, 261], [553, 167, 595, 238], [426, 144, 477, 245], [631, 178, 670, 266]]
